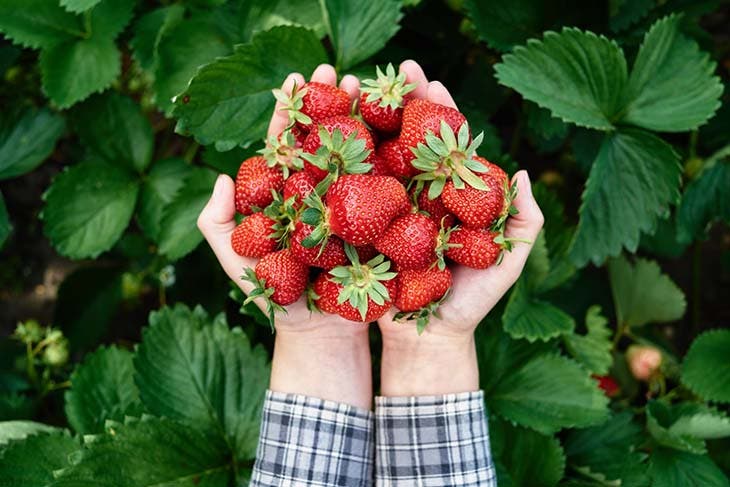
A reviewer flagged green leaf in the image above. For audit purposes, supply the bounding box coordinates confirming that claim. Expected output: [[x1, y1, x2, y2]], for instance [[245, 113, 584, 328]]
[[173, 26, 327, 150], [0, 0, 81, 49], [487, 353, 609, 434], [563, 306, 613, 375], [69, 93, 154, 173], [677, 160, 730, 243], [503, 279, 575, 342], [670, 406, 730, 440], [682, 329, 730, 403], [0, 393, 35, 421], [54, 267, 123, 352], [202, 145, 258, 178], [130, 5, 184, 72], [490, 418, 566, 487], [134, 304, 270, 461], [60, 0, 102, 13], [648, 448, 730, 487], [526, 102, 569, 143], [235, 0, 325, 42], [87, 0, 136, 40], [40, 36, 120, 108], [157, 167, 216, 260], [609, 0, 653, 32], [320, 0, 402, 70], [55, 416, 232, 486], [621, 15, 723, 132], [0, 421, 59, 447], [494, 28, 627, 130], [138, 158, 192, 243], [64, 346, 142, 434], [0, 107, 65, 180], [0, 432, 78, 486], [464, 0, 551, 52], [0, 193, 10, 249], [647, 401, 711, 454], [531, 184, 576, 291], [569, 128, 682, 266], [42, 161, 139, 259], [608, 255, 686, 327]]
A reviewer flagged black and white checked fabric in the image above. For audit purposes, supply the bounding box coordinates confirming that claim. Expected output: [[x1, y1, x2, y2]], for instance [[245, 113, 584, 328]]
[[250, 390, 375, 486], [375, 391, 497, 486]]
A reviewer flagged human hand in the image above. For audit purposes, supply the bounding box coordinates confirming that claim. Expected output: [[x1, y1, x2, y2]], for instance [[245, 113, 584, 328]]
[[376, 60, 545, 396]]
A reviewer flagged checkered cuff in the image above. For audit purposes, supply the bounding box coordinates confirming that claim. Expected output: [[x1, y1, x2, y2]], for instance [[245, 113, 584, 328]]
[[250, 390, 374, 487], [375, 391, 497, 487]]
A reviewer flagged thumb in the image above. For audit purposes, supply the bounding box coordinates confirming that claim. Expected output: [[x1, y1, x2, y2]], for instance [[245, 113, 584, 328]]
[[198, 174, 237, 235]]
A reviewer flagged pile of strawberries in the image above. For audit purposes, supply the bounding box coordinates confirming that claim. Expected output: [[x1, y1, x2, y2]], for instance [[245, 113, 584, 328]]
[[232, 64, 518, 332]]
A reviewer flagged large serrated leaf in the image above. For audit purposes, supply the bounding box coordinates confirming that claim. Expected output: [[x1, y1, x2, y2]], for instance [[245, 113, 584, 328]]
[[137, 158, 192, 243], [621, 15, 723, 132], [55, 416, 231, 486], [0, 107, 65, 180], [569, 128, 682, 266], [608, 255, 686, 328], [69, 93, 154, 173], [487, 353, 609, 434], [646, 401, 711, 454], [677, 158, 730, 244], [129, 5, 185, 72], [0, 0, 81, 49], [134, 304, 270, 461], [563, 306, 613, 375], [682, 329, 730, 403], [236, 0, 325, 42], [0, 432, 79, 486], [321, 0, 402, 70], [494, 28, 627, 130], [503, 279, 575, 342], [648, 447, 730, 487], [0, 421, 59, 447], [64, 346, 143, 434], [41, 161, 139, 259], [60, 0, 102, 13], [173, 26, 327, 150]]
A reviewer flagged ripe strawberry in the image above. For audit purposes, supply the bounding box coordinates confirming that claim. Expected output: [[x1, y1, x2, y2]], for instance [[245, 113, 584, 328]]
[[303, 116, 375, 183], [593, 375, 620, 398], [375, 213, 439, 270], [395, 267, 452, 312], [355, 245, 379, 263], [283, 171, 316, 209], [359, 64, 416, 133], [273, 81, 351, 131], [400, 99, 467, 160], [243, 249, 309, 328], [445, 227, 502, 269], [411, 184, 455, 228], [377, 138, 418, 181], [234, 156, 284, 215], [367, 152, 393, 177], [441, 157, 510, 229], [290, 221, 347, 269], [311, 272, 342, 315], [231, 213, 278, 257]]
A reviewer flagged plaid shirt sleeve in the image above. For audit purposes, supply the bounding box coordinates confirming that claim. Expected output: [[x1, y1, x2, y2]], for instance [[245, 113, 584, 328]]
[[249, 390, 375, 487], [374, 391, 497, 487]]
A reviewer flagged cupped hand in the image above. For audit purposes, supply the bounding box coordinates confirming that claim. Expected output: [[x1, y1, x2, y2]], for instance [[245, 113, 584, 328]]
[[377, 60, 545, 344], [196, 64, 364, 336]]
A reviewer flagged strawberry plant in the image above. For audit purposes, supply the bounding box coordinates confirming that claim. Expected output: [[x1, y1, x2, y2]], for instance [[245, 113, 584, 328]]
[[1, 0, 729, 486]]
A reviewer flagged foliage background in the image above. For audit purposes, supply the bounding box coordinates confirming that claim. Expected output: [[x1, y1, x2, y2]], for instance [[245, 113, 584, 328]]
[[0, 0, 729, 485]]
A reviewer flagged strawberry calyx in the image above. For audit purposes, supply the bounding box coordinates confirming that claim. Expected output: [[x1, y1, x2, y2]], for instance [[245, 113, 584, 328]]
[[241, 268, 285, 331], [434, 222, 462, 271], [492, 231, 532, 265], [262, 191, 298, 244], [306, 284, 321, 313], [490, 179, 519, 233], [411, 121, 488, 198], [328, 244, 397, 321], [299, 191, 332, 253], [302, 126, 372, 192], [272, 82, 312, 127], [394, 290, 451, 335], [259, 130, 304, 178], [361, 63, 417, 110]]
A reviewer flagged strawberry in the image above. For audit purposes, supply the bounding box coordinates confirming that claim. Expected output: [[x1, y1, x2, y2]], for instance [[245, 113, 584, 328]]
[[626, 345, 662, 381], [375, 213, 439, 270], [441, 157, 511, 229], [593, 375, 620, 398], [231, 213, 278, 257], [411, 184, 455, 228], [243, 249, 309, 328], [259, 130, 304, 178], [290, 221, 347, 270], [445, 227, 502, 269], [394, 267, 452, 334], [367, 152, 393, 177], [302, 116, 374, 184], [359, 64, 416, 133], [313, 245, 398, 322], [377, 138, 418, 181], [283, 171, 316, 209], [273, 81, 351, 131], [234, 156, 284, 215], [400, 99, 467, 161], [355, 245, 379, 263]]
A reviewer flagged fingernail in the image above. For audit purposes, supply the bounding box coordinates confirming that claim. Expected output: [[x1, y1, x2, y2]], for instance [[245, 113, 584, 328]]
[[213, 175, 225, 199], [522, 171, 533, 194]]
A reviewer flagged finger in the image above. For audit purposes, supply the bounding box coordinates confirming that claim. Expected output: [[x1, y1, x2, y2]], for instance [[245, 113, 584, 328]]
[[268, 72, 306, 137], [339, 74, 360, 104], [197, 175, 258, 294], [426, 80, 458, 109], [399, 59, 429, 99], [310, 63, 337, 85]]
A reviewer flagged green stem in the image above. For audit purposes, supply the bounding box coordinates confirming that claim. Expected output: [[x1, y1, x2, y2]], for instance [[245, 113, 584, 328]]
[[183, 142, 200, 164], [83, 10, 92, 39], [689, 130, 698, 159], [25, 342, 38, 387]]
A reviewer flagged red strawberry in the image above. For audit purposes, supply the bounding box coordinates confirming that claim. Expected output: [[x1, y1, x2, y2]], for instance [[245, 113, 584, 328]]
[[311, 272, 342, 315], [368, 152, 393, 177], [359, 64, 416, 133], [395, 267, 452, 312], [377, 138, 418, 181], [355, 245, 379, 263], [375, 213, 439, 270], [593, 375, 620, 398], [445, 227, 502, 269], [400, 99, 467, 161], [303, 116, 375, 183], [234, 156, 284, 215], [231, 213, 278, 257], [273, 81, 351, 132], [283, 171, 316, 209], [441, 157, 509, 229], [411, 184, 455, 228], [290, 221, 347, 269]]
